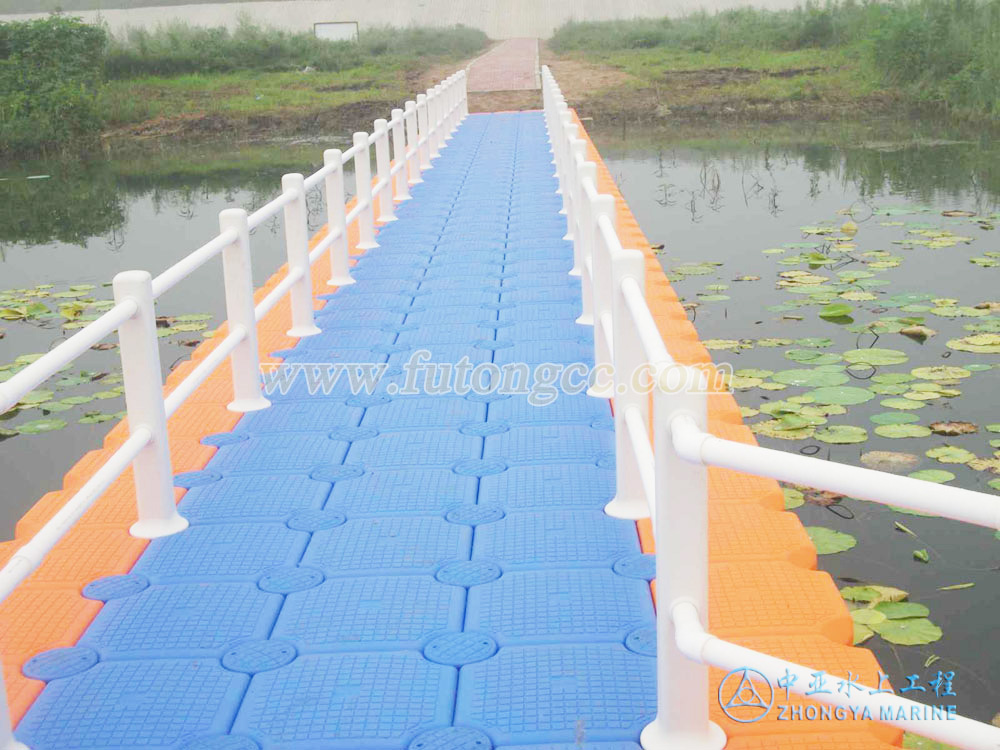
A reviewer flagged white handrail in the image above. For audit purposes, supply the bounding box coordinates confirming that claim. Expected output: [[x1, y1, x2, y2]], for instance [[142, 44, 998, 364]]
[[673, 415, 1000, 529], [542, 63, 1000, 750], [0, 68, 468, 744]]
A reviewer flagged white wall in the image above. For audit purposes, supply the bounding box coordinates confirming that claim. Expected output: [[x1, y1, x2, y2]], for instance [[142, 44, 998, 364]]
[[0, 0, 801, 39]]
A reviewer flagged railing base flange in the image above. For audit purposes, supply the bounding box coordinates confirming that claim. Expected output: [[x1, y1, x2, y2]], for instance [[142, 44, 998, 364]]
[[130, 513, 189, 540], [639, 719, 726, 750], [227, 396, 271, 414]]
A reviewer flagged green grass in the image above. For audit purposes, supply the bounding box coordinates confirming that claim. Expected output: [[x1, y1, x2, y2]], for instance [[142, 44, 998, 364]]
[[550, 0, 1000, 119], [99, 65, 409, 127], [0, 0, 304, 10]]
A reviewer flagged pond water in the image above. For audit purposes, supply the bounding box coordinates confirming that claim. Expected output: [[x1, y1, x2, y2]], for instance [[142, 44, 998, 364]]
[[593, 119, 1000, 725], [1, 120, 998, 726]]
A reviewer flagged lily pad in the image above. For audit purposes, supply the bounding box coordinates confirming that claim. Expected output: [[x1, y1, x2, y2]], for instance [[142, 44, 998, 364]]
[[806, 526, 858, 554], [871, 411, 920, 425], [875, 424, 932, 438], [815, 425, 868, 444], [785, 349, 842, 365], [874, 601, 930, 619], [851, 608, 887, 626], [929, 421, 977, 436], [911, 366, 971, 381], [819, 303, 853, 320], [881, 398, 926, 410], [871, 617, 942, 646], [908, 469, 956, 483], [843, 348, 909, 366], [841, 584, 908, 603], [807, 386, 875, 405], [17, 418, 67, 434], [926, 445, 977, 464], [853, 622, 875, 645], [783, 487, 804, 509], [860, 451, 920, 472], [771, 369, 850, 387], [947, 334, 1000, 354]]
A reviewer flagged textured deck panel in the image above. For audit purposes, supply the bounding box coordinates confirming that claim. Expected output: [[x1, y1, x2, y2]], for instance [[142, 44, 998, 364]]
[[6, 109, 898, 749]]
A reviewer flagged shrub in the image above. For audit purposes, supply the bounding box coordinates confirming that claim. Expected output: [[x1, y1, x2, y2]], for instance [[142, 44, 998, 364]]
[[103, 20, 487, 78], [0, 16, 107, 154]]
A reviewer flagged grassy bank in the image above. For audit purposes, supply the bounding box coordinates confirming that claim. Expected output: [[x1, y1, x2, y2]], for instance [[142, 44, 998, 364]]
[[549, 0, 1000, 121], [0, 17, 487, 155]]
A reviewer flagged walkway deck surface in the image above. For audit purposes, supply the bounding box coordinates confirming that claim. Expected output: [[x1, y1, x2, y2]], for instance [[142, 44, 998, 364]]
[[14, 112, 657, 749]]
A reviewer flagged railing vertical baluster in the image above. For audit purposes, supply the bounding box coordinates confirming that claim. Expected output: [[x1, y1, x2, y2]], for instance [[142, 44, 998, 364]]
[[112, 270, 188, 539], [404, 100, 423, 184], [641, 365, 726, 750], [352, 132, 380, 248], [605, 248, 650, 519], [219, 208, 270, 412], [280, 173, 322, 337], [390, 108, 411, 202], [322, 149, 355, 287], [373, 119, 397, 223], [416, 94, 432, 171]]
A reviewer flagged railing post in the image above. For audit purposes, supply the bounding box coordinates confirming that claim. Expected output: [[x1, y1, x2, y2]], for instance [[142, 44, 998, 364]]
[[404, 100, 424, 184], [323, 149, 355, 286], [427, 87, 442, 159], [280, 173, 322, 338], [641, 365, 726, 750], [586, 191, 613, 397], [112, 270, 188, 540], [605, 249, 650, 519], [0, 661, 28, 750], [416, 94, 432, 171], [441, 79, 454, 139], [352, 132, 380, 249], [373, 119, 397, 223], [218, 209, 270, 412], [460, 70, 469, 117], [390, 108, 412, 202]]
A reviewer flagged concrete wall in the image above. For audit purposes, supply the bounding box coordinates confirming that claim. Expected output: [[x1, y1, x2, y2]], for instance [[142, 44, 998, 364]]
[[0, 0, 800, 39]]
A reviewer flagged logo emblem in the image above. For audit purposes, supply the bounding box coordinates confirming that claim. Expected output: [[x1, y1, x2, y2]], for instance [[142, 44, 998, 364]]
[[718, 667, 774, 723]]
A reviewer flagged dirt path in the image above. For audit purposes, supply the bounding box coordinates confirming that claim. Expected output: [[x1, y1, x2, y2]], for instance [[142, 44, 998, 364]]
[[466, 38, 540, 92]]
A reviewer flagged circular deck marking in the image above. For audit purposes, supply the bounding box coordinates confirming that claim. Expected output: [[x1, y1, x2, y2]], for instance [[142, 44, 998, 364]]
[[173, 470, 222, 488], [327, 426, 378, 443], [286, 510, 347, 532], [613, 554, 656, 581], [309, 464, 365, 483], [459, 421, 509, 437], [423, 632, 498, 666], [222, 640, 296, 674], [625, 628, 657, 657], [452, 458, 507, 477], [435, 560, 502, 587], [590, 417, 615, 431], [178, 737, 260, 750], [595, 452, 616, 469], [201, 432, 248, 447], [445, 505, 505, 526], [23, 647, 98, 681], [409, 727, 493, 750], [258, 566, 325, 594], [344, 393, 391, 408], [82, 573, 150, 601]]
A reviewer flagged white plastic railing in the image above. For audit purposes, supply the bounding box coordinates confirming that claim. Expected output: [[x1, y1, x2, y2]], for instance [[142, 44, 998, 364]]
[[542, 65, 1000, 750], [0, 71, 469, 750]]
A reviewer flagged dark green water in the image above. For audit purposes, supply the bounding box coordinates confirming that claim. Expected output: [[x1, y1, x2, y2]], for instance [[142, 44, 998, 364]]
[[594, 120, 1000, 725]]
